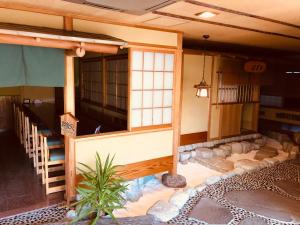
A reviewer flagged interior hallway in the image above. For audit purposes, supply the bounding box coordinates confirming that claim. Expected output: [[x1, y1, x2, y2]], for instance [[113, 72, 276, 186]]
[[0, 131, 63, 218]]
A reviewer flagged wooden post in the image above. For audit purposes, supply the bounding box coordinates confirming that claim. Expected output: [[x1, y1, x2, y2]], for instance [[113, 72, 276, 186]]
[[63, 16, 76, 203], [64, 55, 76, 203], [171, 33, 183, 175]]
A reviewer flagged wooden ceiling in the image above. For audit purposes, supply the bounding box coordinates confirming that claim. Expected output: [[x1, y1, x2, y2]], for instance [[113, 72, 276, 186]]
[[1, 0, 300, 53]]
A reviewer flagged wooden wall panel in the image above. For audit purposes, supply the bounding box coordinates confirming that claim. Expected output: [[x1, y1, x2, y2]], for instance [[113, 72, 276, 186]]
[[75, 155, 173, 184], [180, 131, 207, 146], [220, 104, 243, 137]]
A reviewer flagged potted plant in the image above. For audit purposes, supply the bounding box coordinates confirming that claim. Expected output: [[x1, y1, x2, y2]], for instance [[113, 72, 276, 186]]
[[71, 153, 127, 225]]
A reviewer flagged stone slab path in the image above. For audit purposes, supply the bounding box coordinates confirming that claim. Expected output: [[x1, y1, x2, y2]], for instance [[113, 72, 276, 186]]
[[169, 159, 300, 225]]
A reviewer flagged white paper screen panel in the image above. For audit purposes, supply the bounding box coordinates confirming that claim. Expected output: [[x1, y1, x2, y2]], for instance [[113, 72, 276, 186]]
[[131, 50, 174, 128]]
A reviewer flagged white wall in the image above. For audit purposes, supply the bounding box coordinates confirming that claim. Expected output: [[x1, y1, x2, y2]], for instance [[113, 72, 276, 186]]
[[180, 54, 212, 134]]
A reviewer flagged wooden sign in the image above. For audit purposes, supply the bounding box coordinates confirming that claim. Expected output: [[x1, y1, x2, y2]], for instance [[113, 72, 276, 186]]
[[60, 113, 79, 138], [244, 61, 266, 73]]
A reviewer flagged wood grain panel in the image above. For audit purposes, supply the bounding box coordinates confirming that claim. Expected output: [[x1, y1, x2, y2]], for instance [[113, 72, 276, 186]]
[[220, 104, 243, 137], [117, 156, 173, 180], [180, 131, 207, 146], [75, 156, 173, 185]]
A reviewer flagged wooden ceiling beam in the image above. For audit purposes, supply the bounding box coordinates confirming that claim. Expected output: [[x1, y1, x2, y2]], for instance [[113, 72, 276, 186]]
[[0, 33, 118, 54], [185, 0, 300, 30], [153, 11, 300, 41]]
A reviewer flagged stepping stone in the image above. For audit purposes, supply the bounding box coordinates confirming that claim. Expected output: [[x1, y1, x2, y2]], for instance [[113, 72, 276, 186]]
[[234, 159, 261, 172], [225, 190, 300, 222], [254, 146, 278, 160], [275, 180, 300, 198], [189, 198, 233, 224], [196, 157, 234, 172], [238, 217, 268, 225], [196, 148, 214, 159]]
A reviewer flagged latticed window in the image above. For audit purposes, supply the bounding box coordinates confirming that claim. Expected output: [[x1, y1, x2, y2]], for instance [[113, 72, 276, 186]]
[[130, 50, 175, 128], [81, 59, 103, 104], [106, 57, 128, 111]]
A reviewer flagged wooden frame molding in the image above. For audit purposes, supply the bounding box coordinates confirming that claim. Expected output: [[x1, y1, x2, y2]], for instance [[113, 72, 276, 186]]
[[171, 33, 183, 175], [180, 131, 208, 146]]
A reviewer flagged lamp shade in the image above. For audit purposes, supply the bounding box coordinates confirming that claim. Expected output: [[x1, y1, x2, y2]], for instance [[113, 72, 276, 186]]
[[194, 80, 210, 98]]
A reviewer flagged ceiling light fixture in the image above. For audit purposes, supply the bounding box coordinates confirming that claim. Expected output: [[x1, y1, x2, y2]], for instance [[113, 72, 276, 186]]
[[194, 35, 210, 98], [196, 11, 218, 19], [194, 53, 210, 97]]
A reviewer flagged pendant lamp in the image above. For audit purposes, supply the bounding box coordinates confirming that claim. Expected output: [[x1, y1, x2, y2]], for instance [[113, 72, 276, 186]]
[[194, 53, 210, 97]]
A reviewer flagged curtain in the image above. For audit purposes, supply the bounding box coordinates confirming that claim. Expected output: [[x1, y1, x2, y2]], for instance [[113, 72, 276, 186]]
[[0, 44, 65, 87], [0, 44, 25, 87]]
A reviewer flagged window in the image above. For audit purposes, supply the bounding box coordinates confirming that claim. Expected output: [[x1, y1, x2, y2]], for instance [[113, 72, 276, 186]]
[[130, 50, 175, 128], [81, 59, 103, 104], [80, 55, 128, 113], [106, 57, 128, 111]]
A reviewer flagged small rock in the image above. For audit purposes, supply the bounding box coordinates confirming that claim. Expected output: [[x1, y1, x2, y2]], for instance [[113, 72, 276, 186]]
[[147, 201, 179, 222], [180, 152, 191, 162], [124, 179, 143, 202], [262, 158, 278, 166], [212, 148, 228, 158], [184, 187, 197, 197], [169, 191, 189, 209], [191, 150, 197, 158], [66, 210, 77, 219], [205, 176, 221, 185], [258, 160, 269, 168], [251, 143, 260, 150], [265, 137, 283, 150], [229, 142, 243, 154], [195, 184, 207, 192], [162, 173, 187, 188], [221, 171, 236, 179], [188, 157, 197, 163], [254, 138, 266, 147], [241, 141, 252, 153], [254, 146, 278, 160], [268, 131, 291, 144], [219, 144, 232, 153], [196, 147, 214, 159], [76, 194, 82, 201], [234, 159, 261, 172], [232, 167, 246, 175], [293, 132, 300, 144], [181, 160, 189, 165]]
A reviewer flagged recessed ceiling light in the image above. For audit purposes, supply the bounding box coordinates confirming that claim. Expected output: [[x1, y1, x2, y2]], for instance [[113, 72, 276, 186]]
[[196, 11, 218, 19]]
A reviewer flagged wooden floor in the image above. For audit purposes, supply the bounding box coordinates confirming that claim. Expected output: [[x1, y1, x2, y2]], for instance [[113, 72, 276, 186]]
[[0, 131, 64, 218]]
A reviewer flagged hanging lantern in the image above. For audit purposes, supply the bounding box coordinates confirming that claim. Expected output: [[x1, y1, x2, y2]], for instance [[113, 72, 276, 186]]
[[194, 53, 210, 98]]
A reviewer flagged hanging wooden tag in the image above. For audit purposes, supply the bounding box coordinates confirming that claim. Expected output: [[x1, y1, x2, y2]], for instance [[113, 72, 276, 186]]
[[60, 113, 79, 138]]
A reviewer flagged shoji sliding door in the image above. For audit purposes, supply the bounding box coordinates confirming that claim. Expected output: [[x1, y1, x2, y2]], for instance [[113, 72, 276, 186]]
[[130, 50, 175, 129]]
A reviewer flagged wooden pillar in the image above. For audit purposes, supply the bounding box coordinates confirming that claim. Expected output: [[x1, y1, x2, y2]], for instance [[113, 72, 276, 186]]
[[63, 16, 76, 203], [171, 33, 183, 175], [64, 55, 76, 203]]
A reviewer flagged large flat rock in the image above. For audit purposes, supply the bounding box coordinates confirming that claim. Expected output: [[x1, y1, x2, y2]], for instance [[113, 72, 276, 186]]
[[238, 217, 268, 225], [275, 180, 300, 198], [189, 198, 233, 224], [196, 157, 234, 173], [225, 190, 300, 223], [254, 146, 278, 160]]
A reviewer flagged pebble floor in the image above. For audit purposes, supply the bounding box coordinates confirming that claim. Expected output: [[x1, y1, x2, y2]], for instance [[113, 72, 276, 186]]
[[0, 159, 299, 225], [169, 158, 300, 225]]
